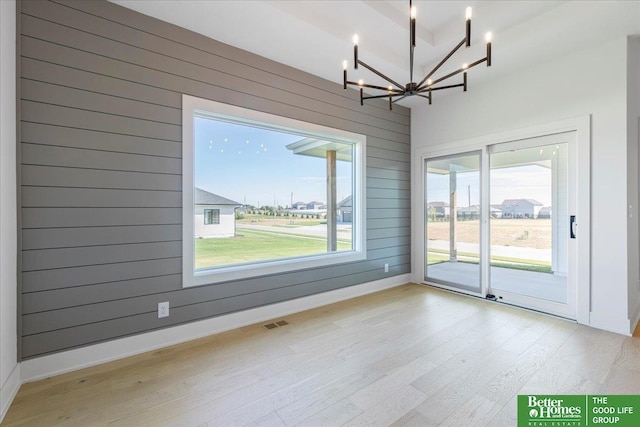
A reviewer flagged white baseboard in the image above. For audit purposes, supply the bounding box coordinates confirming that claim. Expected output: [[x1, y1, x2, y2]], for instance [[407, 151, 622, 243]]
[[589, 311, 632, 336], [0, 364, 21, 423], [21, 274, 410, 383]]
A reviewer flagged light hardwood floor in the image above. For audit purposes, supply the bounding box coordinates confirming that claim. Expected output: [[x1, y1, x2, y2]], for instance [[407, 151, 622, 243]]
[[3, 284, 640, 426]]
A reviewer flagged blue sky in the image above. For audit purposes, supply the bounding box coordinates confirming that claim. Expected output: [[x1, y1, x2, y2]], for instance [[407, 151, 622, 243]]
[[195, 117, 352, 207], [427, 165, 552, 207]]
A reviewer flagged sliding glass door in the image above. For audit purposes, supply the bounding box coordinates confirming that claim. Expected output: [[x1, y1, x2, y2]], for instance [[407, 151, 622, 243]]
[[425, 152, 481, 294], [488, 135, 575, 317], [423, 132, 577, 319]]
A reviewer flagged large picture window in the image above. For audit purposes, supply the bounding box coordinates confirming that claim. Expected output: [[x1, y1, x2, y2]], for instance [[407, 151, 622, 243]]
[[182, 96, 366, 287]]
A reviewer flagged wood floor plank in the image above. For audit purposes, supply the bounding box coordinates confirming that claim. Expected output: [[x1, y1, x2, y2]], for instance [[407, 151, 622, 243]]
[[477, 343, 556, 406], [484, 395, 518, 427], [4, 284, 640, 427], [243, 412, 287, 427], [276, 369, 382, 426], [438, 393, 502, 427], [389, 409, 432, 427], [344, 385, 426, 427], [295, 399, 362, 426], [414, 347, 519, 425]]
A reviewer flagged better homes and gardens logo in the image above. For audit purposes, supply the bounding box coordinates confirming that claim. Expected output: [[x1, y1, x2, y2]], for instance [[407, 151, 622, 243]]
[[520, 395, 584, 426], [518, 395, 640, 427]]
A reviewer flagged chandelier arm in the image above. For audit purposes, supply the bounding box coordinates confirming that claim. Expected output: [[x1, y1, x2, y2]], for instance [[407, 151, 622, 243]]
[[425, 56, 486, 88], [416, 38, 466, 88], [418, 82, 465, 92], [348, 81, 403, 93], [362, 93, 405, 100], [392, 95, 408, 104], [418, 93, 432, 105], [466, 56, 489, 69], [357, 60, 405, 90]]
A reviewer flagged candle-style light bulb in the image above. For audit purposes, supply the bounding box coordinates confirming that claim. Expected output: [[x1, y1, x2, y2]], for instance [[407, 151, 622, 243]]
[[427, 79, 432, 86], [485, 32, 492, 66], [353, 34, 359, 69], [465, 7, 472, 20], [388, 85, 393, 92], [343, 60, 348, 89], [410, 5, 417, 46], [465, 7, 472, 47], [358, 79, 364, 86], [462, 63, 468, 70]]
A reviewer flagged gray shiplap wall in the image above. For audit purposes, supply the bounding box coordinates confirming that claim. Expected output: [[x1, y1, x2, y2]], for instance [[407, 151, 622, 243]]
[[19, 0, 411, 358]]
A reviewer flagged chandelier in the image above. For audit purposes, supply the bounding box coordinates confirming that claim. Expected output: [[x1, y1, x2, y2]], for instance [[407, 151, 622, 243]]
[[342, 0, 492, 110]]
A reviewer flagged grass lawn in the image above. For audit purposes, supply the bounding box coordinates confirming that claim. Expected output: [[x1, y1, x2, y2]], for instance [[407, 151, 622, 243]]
[[196, 229, 352, 268]]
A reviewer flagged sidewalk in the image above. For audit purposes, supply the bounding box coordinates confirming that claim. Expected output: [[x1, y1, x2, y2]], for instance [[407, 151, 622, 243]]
[[427, 240, 551, 262]]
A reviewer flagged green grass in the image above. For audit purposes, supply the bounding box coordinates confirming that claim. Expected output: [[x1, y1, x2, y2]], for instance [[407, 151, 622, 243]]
[[195, 229, 352, 268], [427, 249, 552, 273]]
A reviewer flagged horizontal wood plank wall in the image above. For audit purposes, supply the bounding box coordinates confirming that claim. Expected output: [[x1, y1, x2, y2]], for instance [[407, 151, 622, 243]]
[[19, 0, 411, 358]]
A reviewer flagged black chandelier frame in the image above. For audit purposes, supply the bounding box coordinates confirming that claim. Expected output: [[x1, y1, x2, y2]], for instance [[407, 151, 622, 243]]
[[343, 0, 492, 110]]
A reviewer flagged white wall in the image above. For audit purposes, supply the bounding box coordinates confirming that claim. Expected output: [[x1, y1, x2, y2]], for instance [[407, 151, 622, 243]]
[[629, 36, 640, 329], [412, 3, 640, 334], [0, 0, 19, 421]]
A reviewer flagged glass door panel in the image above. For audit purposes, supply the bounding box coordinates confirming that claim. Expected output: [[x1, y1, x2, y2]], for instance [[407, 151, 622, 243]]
[[489, 142, 569, 304], [425, 152, 481, 294]]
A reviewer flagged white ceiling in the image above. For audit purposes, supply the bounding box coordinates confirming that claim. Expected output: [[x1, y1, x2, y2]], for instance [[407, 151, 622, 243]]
[[111, 1, 640, 108]]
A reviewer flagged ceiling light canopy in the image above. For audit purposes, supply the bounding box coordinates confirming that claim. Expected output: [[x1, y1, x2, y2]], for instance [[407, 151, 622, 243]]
[[342, 0, 492, 110]]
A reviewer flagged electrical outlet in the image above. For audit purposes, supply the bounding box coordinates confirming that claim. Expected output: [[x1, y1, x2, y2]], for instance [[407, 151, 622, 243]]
[[384, 263, 389, 273], [158, 301, 169, 318]]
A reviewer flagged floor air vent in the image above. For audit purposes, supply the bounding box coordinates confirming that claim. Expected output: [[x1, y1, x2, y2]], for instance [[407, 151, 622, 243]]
[[263, 320, 288, 330]]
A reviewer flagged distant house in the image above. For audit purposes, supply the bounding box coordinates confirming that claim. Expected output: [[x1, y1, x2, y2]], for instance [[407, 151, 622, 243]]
[[292, 201, 307, 210], [194, 188, 240, 238], [306, 201, 325, 210], [538, 206, 552, 219], [337, 195, 352, 223], [427, 201, 450, 218], [457, 205, 480, 219], [490, 204, 503, 218], [501, 199, 543, 218]]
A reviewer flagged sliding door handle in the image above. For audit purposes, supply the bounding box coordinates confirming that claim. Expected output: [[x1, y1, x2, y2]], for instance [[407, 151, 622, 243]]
[[570, 215, 576, 239]]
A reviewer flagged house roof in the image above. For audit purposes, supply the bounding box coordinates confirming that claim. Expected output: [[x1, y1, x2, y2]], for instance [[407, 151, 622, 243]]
[[195, 188, 240, 206], [501, 199, 543, 206], [337, 195, 352, 208]]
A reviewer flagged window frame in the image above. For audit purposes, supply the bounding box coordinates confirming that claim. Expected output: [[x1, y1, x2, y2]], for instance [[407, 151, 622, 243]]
[[182, 95, 366, 288], [203, 209, 220, 225]]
